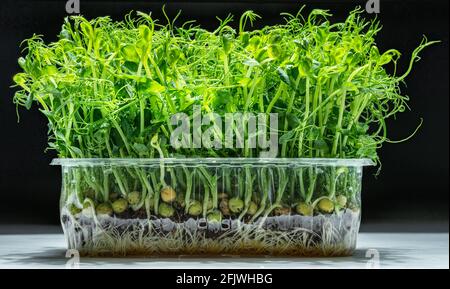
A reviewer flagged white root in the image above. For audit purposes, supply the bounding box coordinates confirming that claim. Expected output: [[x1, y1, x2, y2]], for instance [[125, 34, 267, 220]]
[[61, 210, 360, 257]]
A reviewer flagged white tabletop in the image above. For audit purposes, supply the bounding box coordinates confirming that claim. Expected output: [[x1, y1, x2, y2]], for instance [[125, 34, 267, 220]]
[[0, 233, 448, 269]]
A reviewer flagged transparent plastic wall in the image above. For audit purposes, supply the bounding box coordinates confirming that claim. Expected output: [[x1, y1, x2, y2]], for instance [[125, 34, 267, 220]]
[[52, 158, 373, 256]]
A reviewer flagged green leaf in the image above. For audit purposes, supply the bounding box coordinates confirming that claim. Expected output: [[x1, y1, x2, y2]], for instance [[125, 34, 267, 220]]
[[25, 93, 34, 110], [294, 39, 309, 51], [343, 82, 358, 92], [255, 48, 268, 63], [147, 81, 165, 95], [18, 57, 26, 69], [378, 50, 400, 66], [286, 113, 300, 129], [269, 32, 282, 45], [307, 126, 320, 140], [247, 36, 261, 51], [80, 21, 93, 37], [355, 135, 377, 159], [277, 68, 290, 85], [240, 32, 250, 47], [55, 131, 66, 141], [44, 65, 58, 75], [168, 48, 182, 65], [222, 35, 233, 54], [238, 77, 251, 87], [286, 65, 299, 83], [279, 130, 296, 144], [243, 58, 259, 67], [13, 73, 26, 86], [59, 29, 71, 40], [313, 139, 329, 153], [212, 90, 232, 107], [70, 146, 83, 156], [370, 46, 380, 59], [133, 143, 148, 155], [139, 25, 152, 42], [298, 58, 312, 77], [121, 45, 140, 63], [268, 44, 281, 59]]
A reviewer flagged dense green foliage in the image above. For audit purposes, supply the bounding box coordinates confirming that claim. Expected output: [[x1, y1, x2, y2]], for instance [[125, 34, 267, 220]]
[[12, 8, 436, 162]]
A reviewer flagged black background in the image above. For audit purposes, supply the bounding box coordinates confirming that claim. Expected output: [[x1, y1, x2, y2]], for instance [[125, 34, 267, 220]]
[[0, 0, 448, 231]]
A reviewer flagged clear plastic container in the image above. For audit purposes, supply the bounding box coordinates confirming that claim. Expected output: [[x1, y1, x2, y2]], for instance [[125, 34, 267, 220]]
[[51, 158, 374, 257]]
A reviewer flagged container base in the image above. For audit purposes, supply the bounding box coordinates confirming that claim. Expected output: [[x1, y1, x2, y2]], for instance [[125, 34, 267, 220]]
[[62, 209, 360, 257]]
